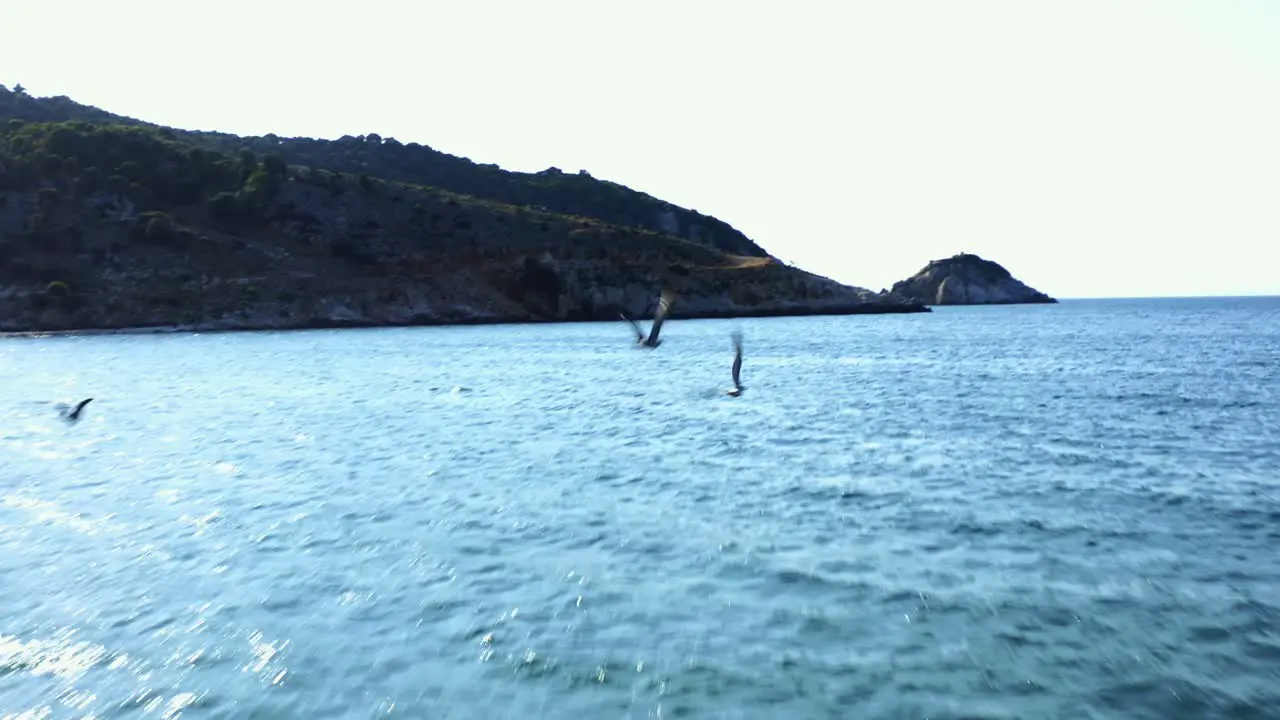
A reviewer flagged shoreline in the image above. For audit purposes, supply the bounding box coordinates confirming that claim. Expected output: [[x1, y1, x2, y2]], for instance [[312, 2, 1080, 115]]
[[0, 302, 931, 339]]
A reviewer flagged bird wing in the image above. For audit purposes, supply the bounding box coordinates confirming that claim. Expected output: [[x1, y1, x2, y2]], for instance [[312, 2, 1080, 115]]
[[620, 312, 644, 343], [646, 290, 675, 344], [731, 332, 743, 388]]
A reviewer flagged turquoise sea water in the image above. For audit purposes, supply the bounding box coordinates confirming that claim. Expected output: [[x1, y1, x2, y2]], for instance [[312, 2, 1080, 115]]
[[2, 297, 1278, 719]]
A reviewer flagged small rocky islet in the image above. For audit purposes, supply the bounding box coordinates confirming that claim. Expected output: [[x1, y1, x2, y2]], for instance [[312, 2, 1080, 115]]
[[889, 253, 1057, 306]]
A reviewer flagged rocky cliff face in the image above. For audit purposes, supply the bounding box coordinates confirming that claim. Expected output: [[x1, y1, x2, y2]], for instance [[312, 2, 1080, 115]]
[[0, 166, 925, 334], [889, 253, 1056, 306]]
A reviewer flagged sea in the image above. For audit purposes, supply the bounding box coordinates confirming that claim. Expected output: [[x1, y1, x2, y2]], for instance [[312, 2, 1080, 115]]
[[1, 297, 1278, 719]]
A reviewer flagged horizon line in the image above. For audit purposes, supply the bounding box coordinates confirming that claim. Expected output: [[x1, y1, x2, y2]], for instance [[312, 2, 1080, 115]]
[[1027, 294, 1280, 301]]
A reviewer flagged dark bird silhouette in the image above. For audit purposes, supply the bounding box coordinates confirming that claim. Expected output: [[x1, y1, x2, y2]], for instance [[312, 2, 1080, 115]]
[[726, 332, 745, 396], [59, 398, 93, 422], [621, 289, 676, 348]]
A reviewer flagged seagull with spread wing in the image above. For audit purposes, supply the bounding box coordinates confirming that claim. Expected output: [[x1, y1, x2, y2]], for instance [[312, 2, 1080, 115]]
[[57, 398, 93, 422], [621, 289, 676, 348]]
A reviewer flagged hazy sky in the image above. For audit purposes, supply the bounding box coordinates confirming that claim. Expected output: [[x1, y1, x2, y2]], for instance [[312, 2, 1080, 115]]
[[4, 1, 1278, 297]]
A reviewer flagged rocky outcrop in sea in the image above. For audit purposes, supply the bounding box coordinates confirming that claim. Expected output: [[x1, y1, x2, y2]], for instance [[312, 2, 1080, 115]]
[[889, 253, 1056, 306]]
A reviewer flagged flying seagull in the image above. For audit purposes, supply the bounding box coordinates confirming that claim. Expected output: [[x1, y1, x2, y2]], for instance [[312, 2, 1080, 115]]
[[621, 289, 676, 348], [726, 331, 745, 396], [59, 398, 93, 422]]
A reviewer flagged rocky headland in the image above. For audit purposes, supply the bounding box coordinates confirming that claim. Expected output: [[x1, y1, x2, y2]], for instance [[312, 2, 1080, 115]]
[[0, 86, 927, 334], [889, 253, 1056, 306]]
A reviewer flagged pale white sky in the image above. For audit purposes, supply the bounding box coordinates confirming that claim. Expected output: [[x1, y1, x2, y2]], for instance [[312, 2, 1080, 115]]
[[4, 0, 1278, 297]]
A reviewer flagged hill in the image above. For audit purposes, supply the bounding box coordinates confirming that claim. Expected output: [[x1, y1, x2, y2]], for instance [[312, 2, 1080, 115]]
[[0, 86, 926, 333], [889, 253, 1056, 306], [0, 85, 761, 256]]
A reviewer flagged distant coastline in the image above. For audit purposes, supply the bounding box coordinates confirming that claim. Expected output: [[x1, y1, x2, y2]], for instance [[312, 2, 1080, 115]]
[[0, 302, 932, 339], [11, 295, 1273, 340]]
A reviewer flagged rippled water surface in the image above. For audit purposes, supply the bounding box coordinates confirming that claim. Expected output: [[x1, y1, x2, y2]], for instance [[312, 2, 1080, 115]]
[[3, 297, 1280, 719]]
